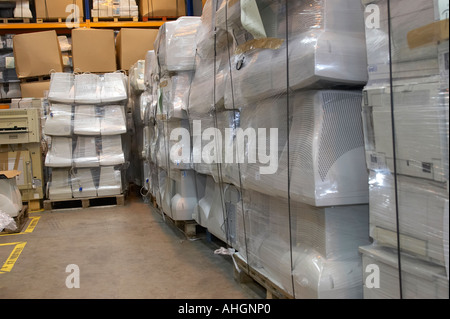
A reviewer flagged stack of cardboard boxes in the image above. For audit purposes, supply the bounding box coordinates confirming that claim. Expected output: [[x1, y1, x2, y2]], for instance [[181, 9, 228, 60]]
[[13, 30, 63, 98]]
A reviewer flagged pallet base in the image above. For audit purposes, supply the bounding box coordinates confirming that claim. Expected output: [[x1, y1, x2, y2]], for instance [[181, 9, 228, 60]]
[[91, 16, 138, 22], [233, 253, 293, 299], [36, 18, 65, 23], [1, 18, 31, 23], [1, 205, 28, 234], [150, 195, 199, 239], [43, 194, 125, 211]]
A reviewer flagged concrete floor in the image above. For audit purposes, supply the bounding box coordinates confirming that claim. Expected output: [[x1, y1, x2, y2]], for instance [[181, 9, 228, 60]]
[[0, 194, 265, 299]]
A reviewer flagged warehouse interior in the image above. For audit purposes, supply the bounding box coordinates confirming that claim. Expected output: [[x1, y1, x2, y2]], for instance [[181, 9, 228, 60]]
[[0, 0, 449, 300]]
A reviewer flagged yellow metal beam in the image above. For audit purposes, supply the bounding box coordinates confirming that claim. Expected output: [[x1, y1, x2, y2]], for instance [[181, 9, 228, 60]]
[[0, 21, 164, 30]]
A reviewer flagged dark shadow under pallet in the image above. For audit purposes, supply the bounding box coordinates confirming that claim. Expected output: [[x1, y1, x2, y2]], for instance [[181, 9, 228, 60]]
[[43, 194, 125, 211]]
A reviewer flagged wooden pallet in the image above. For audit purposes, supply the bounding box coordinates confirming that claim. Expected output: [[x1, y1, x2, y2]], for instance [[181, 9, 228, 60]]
[[36, 18, 66, 23], [1, 205, 28, 234], [233, 252, 294, 299], [91, 16, 138, 22], [43, 194, 125, 211], [151, 199, 198, 239], [19, 75, 51, 83], [0, 17, 31, 24], [142, 16, 178, 22]]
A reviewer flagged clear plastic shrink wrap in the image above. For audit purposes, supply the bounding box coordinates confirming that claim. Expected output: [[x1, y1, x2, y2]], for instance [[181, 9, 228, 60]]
[[73, 136, 100, 168], [220, 0, 368, 108], [368, 171, 449, 266], [45, 137, 73, 167], [48, 72, 75, 104], [231, 90, 368, 207], [97, 166, 123, 196], [144, 50, 158, 88], [193, 175, 239, 245], [71, 168, 98, 198], [359, 245, 448, 299], [44, 104, 73, 136], [359, 0, 450, 299], [191, 110, 240, 183], [47, 168, 73, 200], [99, 135, 125, 166], [362, 0, 444, 83], [73, 105, 101, 136], [159, 72, 193, 120], [91, 0, 138, 18], [45, 72, 129, 200], [73, 73, 128, 104], [362, 80, 449, 183], [235, 189, 370, 299], [154, 17, 202, 73]]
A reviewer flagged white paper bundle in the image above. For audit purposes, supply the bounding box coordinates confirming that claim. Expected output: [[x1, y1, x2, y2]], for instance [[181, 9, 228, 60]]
[[100, 72, 128, 103], [71, 168, 98, 198], [97, 166, 123, 196], [74, 73, 101, 104], [73, 136, 99, 168], [48, 168, 73, 200], [45, 137, 73, 167], [100, 105, 127, 135], [48, 73, 75, 104], [73, 105, 101, 136], [99, 135, 125, 166], [44, 104, 72, 137]]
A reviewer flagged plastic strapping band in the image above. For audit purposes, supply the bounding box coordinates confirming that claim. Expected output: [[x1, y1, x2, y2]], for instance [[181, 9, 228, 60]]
[[284, 0, 296, 299], [387, 0, 403, 299]]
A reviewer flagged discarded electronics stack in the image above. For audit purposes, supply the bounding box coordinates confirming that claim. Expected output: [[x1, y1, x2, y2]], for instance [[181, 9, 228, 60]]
[[148, 16, 206, 222], [44, 72, 129, 201], [210, 0, 373, 299], [359, 0, 449, 299]]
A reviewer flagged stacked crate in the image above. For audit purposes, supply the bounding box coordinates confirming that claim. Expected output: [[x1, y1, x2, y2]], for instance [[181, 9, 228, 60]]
[[359, 0, 449, 299], [44, 72, 129, 201]]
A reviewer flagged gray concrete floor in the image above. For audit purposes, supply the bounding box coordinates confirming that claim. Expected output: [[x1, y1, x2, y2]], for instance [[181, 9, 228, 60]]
[[0, 193, 265, 299]]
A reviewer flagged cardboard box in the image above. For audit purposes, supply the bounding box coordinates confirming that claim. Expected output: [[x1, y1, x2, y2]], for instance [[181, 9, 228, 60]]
[[140, 0, 186, 17], [116, 28, 159, 71], [35, 0, 84, 19], [20, 81, 51, 98], [72, 28, 117, 73], [13, 30, 64, 78]]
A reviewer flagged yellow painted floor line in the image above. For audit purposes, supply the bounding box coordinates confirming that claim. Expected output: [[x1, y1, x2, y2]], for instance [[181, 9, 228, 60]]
[[0, 242, 27, 274], [0, 216, 41, 237]]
